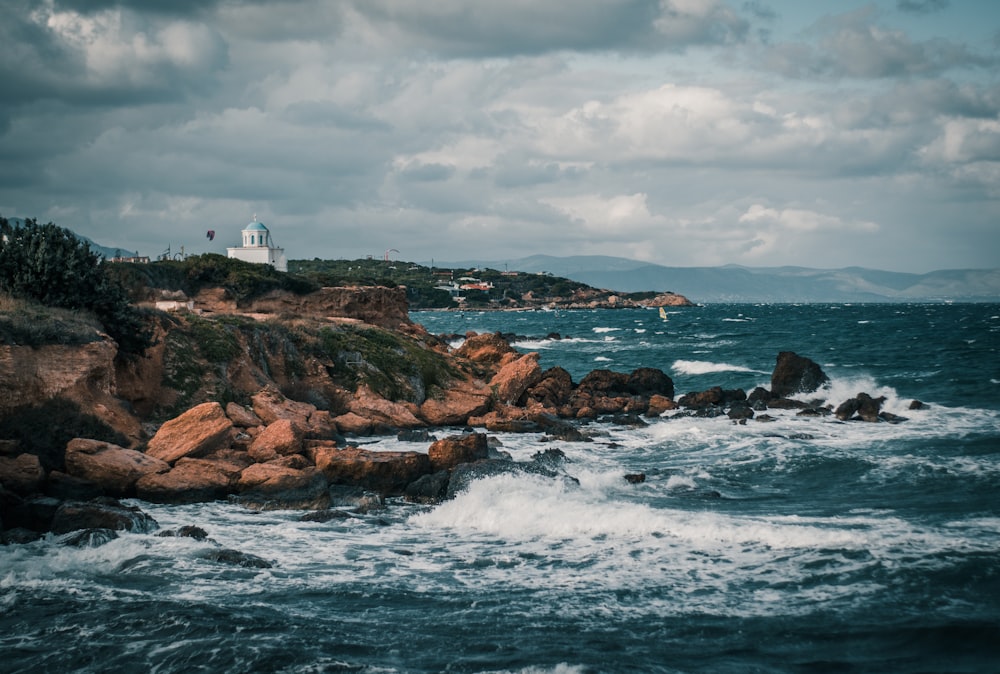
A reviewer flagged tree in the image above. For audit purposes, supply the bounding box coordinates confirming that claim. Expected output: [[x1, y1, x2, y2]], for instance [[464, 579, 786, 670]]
[[0, 217, 154, 355]]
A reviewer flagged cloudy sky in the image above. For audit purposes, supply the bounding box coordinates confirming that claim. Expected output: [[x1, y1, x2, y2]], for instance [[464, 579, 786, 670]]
[[1, 0, 998, 272]]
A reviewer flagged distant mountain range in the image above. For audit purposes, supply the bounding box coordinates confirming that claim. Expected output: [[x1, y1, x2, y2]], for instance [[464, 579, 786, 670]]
[[435, 255, 1000, 303]]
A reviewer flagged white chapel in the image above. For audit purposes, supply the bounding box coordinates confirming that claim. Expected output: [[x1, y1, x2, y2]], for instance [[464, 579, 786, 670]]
[[226, 218, 287, 272]]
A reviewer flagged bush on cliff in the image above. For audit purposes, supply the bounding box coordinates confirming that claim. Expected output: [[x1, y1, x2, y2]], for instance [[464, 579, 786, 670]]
[[110, 253, 318, 305], [0, 217, 154, 356]]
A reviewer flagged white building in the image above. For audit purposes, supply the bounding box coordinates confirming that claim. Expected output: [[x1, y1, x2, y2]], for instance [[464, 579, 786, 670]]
[[226, 219, 287, 272]]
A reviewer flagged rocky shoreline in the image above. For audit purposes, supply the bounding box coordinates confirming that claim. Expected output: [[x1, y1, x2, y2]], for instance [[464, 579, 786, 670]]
[[1, 335, 920, 549]]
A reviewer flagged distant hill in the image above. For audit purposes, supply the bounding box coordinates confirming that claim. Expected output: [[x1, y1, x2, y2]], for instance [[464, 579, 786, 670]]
[[434, 255, 1000, 303]]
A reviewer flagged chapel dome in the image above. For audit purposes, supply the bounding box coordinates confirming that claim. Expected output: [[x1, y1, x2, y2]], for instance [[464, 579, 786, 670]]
[[244, 221, 269, 232]]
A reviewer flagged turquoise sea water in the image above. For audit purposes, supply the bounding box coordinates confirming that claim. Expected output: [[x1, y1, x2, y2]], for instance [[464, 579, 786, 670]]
[[2, 304, 999, 673]]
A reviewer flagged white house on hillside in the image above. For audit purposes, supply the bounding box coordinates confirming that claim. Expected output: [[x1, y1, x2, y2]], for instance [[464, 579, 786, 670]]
[[226, 218, 287, 272]]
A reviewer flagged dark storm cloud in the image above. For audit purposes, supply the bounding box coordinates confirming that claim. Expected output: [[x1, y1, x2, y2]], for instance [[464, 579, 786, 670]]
[[0, 1, 227, 110]]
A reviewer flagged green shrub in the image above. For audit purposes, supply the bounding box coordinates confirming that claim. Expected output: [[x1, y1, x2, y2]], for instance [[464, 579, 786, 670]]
[[0, 217, 154, 355]]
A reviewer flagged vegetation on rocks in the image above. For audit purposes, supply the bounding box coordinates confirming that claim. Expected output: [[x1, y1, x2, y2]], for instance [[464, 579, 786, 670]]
[[111, 253, 319, 305], [0, 293, 105, 347], [0, 217, 154, 355]]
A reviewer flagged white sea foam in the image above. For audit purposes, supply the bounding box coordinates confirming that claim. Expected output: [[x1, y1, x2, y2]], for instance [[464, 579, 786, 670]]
[[592, 327, 621, 333], [672, 359, 764, 375]]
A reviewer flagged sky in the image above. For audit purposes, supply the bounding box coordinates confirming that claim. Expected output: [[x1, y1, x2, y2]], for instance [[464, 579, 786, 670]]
[[1, 0, 998, 273]]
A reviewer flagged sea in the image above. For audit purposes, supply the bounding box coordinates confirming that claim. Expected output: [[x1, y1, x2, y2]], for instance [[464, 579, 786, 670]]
[[2, 303, 999, 673]]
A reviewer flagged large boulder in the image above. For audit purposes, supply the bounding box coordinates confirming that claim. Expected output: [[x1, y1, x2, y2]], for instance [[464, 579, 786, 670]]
[[235, 463, 330, 510], [146, 402, 234, 465], [251, 388, 337, 438], [455, 332, 517, 366], [428, 432, 489, 472], [248, 419, 303, 462], [317, 446, 432, 496], [420, 379, 492, 426], [489, 353, 543, 405], [135, 457, 244, 503], [836, 392, 888, 422], [65, 439, 170, 496], [0, 453, 45, 496], [626, 368, 674, 399], [347, 386, 425, 430], [226, 402, 262, 428], [770, 352, 829, 398], [525, 367, 574, 409], [332, 412, 374, 436], [577, 369, 630, 396]]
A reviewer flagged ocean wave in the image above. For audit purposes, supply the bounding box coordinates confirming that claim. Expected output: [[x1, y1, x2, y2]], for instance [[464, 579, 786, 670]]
[[671, 359, 765, 375]]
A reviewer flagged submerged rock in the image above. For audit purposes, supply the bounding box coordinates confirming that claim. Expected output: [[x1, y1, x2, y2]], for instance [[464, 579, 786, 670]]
[[49, 498, 158, 535], [201, 548, 273, 568]]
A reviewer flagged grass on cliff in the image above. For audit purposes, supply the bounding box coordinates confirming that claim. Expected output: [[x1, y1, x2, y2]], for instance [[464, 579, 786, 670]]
[[0, 293, 105, 347], [310, 324, 458, 402]]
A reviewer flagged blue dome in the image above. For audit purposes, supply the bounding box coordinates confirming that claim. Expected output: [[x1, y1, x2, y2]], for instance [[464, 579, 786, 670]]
[[244, 221, 269, 231]]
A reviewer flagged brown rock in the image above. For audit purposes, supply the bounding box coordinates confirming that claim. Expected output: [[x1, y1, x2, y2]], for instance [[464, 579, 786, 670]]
[[318, 446, 432, 496], [420, 379, 492, 426], [0, 453, 45, 495], [455, 332, 517, 366], [251, 388, 337, 439], [489, 353, 543, 405], [348, 386, 425, 430], [428, 432, 489, 472], [249, 419, 303, 463], [146, 402, 234, 465], [304, 440, 339, 467], [646, 394, 677, 416], [252, 387, 316, 427], [526, 367, 574, 409], [65, 439, 170, 496], [226, 402, 262, 428], [236, 463, 329, 510], [333, 412, 374, 436], [135, 457, 242, 503]]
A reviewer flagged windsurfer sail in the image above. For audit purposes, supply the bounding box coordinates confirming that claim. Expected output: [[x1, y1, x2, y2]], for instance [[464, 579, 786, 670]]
[[659, 307, 668, 321]]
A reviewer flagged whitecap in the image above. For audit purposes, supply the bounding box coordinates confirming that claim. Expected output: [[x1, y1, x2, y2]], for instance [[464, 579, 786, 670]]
[[672, 359, 765, 376], [592, 327, 621, 333]]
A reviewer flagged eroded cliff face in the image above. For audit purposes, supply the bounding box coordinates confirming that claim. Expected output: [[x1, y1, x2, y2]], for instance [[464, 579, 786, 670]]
[[193, 286, 412, 330], [0, 339, 117, 413], [0, 338, 145, 445]]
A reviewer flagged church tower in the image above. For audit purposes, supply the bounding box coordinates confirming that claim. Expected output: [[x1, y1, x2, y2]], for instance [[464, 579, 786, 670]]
[[226, 217, 288, 272]]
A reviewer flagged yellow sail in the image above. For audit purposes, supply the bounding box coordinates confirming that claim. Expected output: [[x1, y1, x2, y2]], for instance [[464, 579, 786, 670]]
[[659, 307, 668, 320]]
